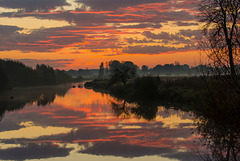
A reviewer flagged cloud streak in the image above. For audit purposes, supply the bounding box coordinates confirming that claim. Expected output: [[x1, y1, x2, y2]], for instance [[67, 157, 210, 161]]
[[0, 0, 201, 64], [0, 0, 69, 12], [18, 59, 74, 68], [76, 0, 167, 11], [0, 25, 85, 52], [123, 45, 194, 54]]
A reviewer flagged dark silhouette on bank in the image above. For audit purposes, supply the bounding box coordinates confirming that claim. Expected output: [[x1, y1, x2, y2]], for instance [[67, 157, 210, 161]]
[[109, 60, 138, 85], [0, 59, 73, 90]]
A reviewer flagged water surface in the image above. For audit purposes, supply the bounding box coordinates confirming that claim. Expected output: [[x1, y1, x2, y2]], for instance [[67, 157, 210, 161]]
[[0, 85, 197, 161]]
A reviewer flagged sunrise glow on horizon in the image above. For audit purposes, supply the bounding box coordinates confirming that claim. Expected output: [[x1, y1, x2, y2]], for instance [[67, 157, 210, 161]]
[[0, 0, 202, 69]]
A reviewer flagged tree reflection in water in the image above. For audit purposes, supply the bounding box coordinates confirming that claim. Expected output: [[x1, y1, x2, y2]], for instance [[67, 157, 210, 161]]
[[110, 97, 240, 161], [110, 98, 158, 121], [0, 85, 71, 120], [193, 107, 240, 161]]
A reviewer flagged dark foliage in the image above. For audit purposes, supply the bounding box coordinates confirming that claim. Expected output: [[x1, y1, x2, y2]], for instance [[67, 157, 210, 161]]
[[55, 69, 73, 84], [193, 0, 240, 158], [198, 0, 240, 76], [133, 76, 159, 99], [0, 59, 41, 87], [98, 62, 104, 79], [84, 75, 205, 105], [193, 76, 240, 161], [75, 75, 84, 82], [109, 60, 137, 85], [0, 59, 73, 89], [36, 64, 57, 85], [0, 63, 9, 90]]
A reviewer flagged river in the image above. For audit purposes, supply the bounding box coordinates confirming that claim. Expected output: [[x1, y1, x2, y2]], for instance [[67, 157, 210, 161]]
[[0, 84, 218, 161]]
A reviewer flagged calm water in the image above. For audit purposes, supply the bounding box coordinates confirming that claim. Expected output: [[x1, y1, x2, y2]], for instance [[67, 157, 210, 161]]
[[0, 84, 198, 161]]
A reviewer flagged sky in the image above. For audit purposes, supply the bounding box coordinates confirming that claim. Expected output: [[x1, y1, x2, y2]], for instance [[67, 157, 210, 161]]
[[0, 0, 202, 69]]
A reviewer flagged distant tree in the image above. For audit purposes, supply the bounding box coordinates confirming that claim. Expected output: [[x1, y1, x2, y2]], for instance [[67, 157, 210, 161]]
[[0, 59, 40, 87], [75, 75, 83, 82], [198, 0, 240, 76], [55, 69, 72, 84], [36, 64, 56, 85], [0, 59, 73, 88], [105, 61, 109, 77], [109, 60, 121, 71], [141, 65, 149, 75], [109, 60, 137, 85], [174, 61, 180, 66], [98, 62, 104, 79]]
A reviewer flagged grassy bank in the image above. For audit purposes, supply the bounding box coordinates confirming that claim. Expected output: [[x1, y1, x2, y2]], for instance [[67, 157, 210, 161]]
[[84, 76, 207, 106]]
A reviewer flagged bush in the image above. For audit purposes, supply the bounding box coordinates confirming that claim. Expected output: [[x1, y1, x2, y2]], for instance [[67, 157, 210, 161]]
[[133, 76, 159, 99]]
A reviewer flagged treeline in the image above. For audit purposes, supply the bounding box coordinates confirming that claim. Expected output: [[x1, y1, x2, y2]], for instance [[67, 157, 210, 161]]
[[64, 61, 212, 80], [0, 59, 73, 90], [100, 60, 240, 78], [94, 60, 211, 79], [142, 63, 199, 76], [85, 60, 207, 104], [140, 63, 240, 76], [65, 62, 205, 80], [66, 69, 98, 79]]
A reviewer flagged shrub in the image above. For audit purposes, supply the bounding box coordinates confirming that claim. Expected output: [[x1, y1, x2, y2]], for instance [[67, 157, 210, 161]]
[[133, 76, 159, 99]]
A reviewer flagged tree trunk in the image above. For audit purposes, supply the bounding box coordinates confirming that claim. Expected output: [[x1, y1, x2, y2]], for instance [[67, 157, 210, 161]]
[[228, 43, 236, 77]]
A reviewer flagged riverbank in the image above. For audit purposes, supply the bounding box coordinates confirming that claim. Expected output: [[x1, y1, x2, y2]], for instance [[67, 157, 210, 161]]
[[84, 76, 207, 110]]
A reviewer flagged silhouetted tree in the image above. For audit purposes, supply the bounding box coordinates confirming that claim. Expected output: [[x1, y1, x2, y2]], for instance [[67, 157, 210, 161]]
[[98, 62, 104, 79], [174, 61, 180, 66], [55, 69, 72, 84], [0, 59, 40, 87], [198, 0, 240, 76], [109, 60, 137, 85], [150, 63, 192, 75], [105, 61, 109, 77], [141, 65, 149, 75], [108, 60, 121, 71], [0, 59, 74, 89], [36, 64, 56, 85]]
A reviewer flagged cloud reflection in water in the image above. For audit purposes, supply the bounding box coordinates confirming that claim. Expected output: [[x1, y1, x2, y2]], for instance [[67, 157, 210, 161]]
[[0, 86, 195, 161]]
